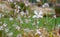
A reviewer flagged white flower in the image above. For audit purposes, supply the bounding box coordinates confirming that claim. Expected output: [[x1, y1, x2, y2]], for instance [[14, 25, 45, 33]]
[[36, 0, 41, 2], [42, 3, 49, 8], [0, 26, 3, 30], [2, 14, 4, 17], [16, 26, 20, 31], [20, 11, 25, 16], [7, 32, 13, 37], [53, 15, 56, 18], [14, 2, 16, 5], [38, 15, 43, 18], [34, 10, 38, 15], [33, 10, 43, 18], [9, 17, 13, 21], [17, 9, 20, 13], [18, 6, 21, 9], [33, 15, 43, 18], [25, 3, 29, 7], [58, 25, 60, 27], [33, 15, 37, 18], [3, 23, 7, 27], [17, 34, 22, 37], [35, 29, 41, 35], [5, 28, 9, 33], [39, 11, 43, 15]]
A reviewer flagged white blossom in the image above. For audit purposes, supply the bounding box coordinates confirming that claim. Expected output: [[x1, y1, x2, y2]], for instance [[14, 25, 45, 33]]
[[14, 2, 16, 5], [3, 23, 7, 27], [9, 17, 13, 21], [35, 29, 42, 35], [39, 11, 43, 15], [2, 14, 4, 17], [16, 26, 20, 31], [0, 26, 3, 30], [17, 9, 20, 13], [25, 3, 29, 7], [36, 0, 41, 2], [34, 10, 38, 15], [20, 11, 25, 16], [58, 25, 60, 27], [18, 6, 21, 9], [5, 28, 9, 33], [33, 10, 43, 18], [53, 15, 56, 18], [42, 3, 49, 8]]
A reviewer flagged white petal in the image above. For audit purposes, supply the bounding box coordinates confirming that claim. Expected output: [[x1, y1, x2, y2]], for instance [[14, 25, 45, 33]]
[[32, 15, 37, 18], [39, 11, 43, 15], [34, 10, 38, 15]]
